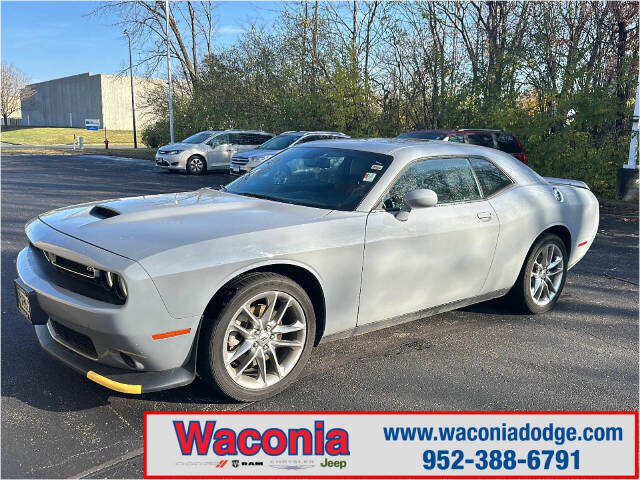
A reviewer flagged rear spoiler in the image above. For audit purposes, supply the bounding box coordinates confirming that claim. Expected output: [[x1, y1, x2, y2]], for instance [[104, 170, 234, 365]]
[[543, 177, 590, 190]]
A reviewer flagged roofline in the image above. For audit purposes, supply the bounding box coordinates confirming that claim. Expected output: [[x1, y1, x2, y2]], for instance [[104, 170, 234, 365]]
[[281, 131, 349, 136]]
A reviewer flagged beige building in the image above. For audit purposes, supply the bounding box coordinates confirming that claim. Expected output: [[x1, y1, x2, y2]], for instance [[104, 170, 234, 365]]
[[21, 72, 162, 130]]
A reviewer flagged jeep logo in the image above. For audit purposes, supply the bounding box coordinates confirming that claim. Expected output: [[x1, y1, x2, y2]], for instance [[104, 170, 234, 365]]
[[320, 458, 347, 469]]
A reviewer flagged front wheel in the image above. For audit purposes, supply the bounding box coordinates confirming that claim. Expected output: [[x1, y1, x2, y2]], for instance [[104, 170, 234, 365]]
[[198, 272, 316, 401], [186, 156, 206, 175], [508, 233, 568, 314]]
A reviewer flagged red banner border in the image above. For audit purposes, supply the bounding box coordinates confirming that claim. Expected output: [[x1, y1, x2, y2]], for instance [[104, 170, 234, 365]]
[[143, 410, 639, 479]]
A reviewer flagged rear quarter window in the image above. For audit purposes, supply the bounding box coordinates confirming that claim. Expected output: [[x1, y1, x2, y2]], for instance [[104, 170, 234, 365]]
[[466, 133, 495, 148], [496, 133, 522, 154], [470, 157, 512, 196]]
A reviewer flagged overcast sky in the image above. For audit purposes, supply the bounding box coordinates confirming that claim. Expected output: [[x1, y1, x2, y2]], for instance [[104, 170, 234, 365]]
[[1, 1, 279, 84]]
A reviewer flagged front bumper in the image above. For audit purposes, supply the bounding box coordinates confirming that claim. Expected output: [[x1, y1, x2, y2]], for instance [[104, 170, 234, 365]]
[[230, 164, 250, 174], [15, 219, 201, 393], [35, 321, 195, 393], [155, 153, 187, 170]]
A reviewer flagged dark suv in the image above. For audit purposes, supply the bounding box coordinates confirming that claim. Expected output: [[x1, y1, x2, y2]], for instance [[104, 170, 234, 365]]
[[397, 129, 527, 165]]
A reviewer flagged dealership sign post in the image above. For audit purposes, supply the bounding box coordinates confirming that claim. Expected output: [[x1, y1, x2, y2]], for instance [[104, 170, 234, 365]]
[[144, 411, 638, 479]]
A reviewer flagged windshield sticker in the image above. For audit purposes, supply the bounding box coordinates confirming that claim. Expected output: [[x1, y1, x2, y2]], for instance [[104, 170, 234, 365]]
[[363, 172, 377, 182], [371, 163, 383, 171]]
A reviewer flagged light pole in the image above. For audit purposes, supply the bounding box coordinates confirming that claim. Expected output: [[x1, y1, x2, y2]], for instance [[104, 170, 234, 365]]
[[165, 0, 175, 144], [124, 29, 138, 148], [617, 71, 640, 199]]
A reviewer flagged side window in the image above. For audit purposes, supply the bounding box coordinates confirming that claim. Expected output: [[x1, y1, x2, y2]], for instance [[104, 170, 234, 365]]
[[495, 133, 522, 154], [447, 134, 465, 143], [212, 133, 229, 146], [382, 158, 481, 210], [228, 133, 244, 145], [470, 157, 512, 197], [466, 133, 494, 148], [255, 134, 272, 145], [238, 133, 253, 145], [296, 135, 320, 144]]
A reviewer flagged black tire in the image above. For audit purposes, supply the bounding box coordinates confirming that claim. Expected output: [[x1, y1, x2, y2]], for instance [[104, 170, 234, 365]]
[[198, 272, 316, 401], [186, 155, 207, 175], [507, 233, 568, 314]]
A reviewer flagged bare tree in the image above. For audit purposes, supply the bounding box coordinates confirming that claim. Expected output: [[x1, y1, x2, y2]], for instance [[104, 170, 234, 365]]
[[93, 1, 219, 88], [1, 63, 35, 126]]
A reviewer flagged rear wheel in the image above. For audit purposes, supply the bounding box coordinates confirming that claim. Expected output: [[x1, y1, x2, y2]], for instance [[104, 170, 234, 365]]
[[198, 272, 316, 401], [508, 233, 568, 314], [186, 155, 206, 175]]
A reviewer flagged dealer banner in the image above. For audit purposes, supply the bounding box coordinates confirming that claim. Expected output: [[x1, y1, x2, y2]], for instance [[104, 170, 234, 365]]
[[144, 411, 638, 478]]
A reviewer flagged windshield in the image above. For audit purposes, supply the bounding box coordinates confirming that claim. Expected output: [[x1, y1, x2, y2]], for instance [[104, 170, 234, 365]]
[[259, 133, 303, 150], [225, 147, 393, 211], [397, 131, 447, 140], [182, 132, 215, 144]]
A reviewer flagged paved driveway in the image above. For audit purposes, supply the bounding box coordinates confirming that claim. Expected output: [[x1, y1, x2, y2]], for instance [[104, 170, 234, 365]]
[[1, 154, 638, 478]]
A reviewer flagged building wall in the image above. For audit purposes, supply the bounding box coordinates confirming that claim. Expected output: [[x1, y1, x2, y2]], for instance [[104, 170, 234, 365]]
[[100, 74, 162, 130], [21, 73, 103, 128], [20, 72, 161, 130]]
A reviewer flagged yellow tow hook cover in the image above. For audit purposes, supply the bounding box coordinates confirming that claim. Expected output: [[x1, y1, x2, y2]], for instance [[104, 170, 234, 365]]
[[86, 370, 142, 394]]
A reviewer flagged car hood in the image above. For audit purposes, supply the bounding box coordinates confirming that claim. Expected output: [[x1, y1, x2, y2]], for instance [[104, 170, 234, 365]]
[[233, 149, 280, 159], [158, 143, 198, 152], [37, 189, 330, 261]]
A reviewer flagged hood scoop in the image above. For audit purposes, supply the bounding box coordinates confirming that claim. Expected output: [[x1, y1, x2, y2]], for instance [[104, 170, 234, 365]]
[[89, 205, 121, 219]]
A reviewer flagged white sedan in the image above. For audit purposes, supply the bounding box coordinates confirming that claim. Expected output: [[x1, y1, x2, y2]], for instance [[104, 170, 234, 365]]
[[14, 139, 598, 401]]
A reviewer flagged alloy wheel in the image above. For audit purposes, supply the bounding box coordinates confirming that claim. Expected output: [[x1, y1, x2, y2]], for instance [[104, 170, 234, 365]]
[[530, 243, 564, 306], [222, 291, 306, 390], [188, 157, 205, 174]]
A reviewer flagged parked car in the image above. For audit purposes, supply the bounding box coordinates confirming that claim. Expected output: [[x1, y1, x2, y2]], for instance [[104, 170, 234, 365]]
[[397, 129, 527, 164], [15, 139, 598, 401], [156, 129, 274, 174], [230, 131, 349, 174]]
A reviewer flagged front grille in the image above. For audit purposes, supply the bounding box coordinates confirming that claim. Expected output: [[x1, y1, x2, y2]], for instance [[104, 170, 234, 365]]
[[43, 250, 97, 278], [49, 320, 98, 359], [231, 157, 249, 165], [32, 246, 125, 305]]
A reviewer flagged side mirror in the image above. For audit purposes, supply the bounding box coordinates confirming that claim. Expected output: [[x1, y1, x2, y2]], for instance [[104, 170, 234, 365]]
[[396, 189, 438, 221], [405, 189, 438, 208]]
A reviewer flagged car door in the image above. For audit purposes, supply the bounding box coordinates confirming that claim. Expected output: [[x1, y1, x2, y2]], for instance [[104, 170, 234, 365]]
[[357, 157, 499, 326], [207, 133, 241, 168]]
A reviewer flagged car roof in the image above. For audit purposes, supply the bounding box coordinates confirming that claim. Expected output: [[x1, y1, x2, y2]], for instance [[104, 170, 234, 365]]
[[298, 138, 524, 168], [220, 129, 272, 134], [281, 131, 349, 137], [402, 128, 507, 135]]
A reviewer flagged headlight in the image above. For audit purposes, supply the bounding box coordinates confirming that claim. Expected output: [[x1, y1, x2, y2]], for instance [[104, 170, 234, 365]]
[[102, 271, 128, 301], [104, 271, 115, 289], [165, 150, 183, 155], [116, 275, 128, 300], [251, 155, 272, 164]]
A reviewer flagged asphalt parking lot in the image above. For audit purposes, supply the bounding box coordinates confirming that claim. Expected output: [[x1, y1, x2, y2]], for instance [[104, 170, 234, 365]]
[[1, 154, 638, 478]]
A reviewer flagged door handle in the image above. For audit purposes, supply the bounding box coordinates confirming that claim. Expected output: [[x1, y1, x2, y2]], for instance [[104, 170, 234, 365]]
[[477, 212, 492, 222]]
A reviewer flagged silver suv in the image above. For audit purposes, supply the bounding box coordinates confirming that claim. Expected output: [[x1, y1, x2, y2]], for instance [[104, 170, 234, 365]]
[[156, 129, 274, 174], [230, 131, 350, 174]]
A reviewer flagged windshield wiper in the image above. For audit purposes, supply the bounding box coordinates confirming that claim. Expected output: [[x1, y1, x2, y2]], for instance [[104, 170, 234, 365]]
[[236, 192, 278, 202]]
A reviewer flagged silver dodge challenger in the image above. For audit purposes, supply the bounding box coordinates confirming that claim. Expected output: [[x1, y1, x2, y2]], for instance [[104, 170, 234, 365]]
[[14, 139, 599, 401]]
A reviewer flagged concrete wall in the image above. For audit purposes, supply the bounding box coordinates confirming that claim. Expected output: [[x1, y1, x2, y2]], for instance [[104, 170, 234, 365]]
[[100, 74, 162, 130], [21, 73, 103, 128], [21, 72, 161, 130]]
